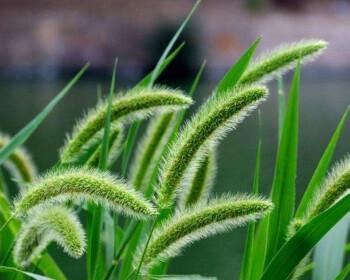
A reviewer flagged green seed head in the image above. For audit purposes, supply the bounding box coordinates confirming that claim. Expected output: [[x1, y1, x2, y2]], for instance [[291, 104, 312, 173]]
[[13, 206, 85, 267], [130, 112, 176, 191], [60, 87, 192, 164], [137, 194, 273, 273], [157, 86, 268, 209], [307, 156, 350, 218], [238, 39, 328, 86], [179, 147, 217, 209], [15, 167, 158, 219], [0, 132, 37, 185]]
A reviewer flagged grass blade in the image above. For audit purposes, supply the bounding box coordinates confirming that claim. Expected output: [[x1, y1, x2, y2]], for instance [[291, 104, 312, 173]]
[[277, 75, 285, 141], [240, 135, 262, 280], [120, 0, 201, 176], [0, 266, 54, 280], [266, 62, 300, 262], [295, 107, 350, 218], [312, 214, 350, 280], [261, 194, 350, 280], [88, 61, 117, 280], [215, 38, 260, 95], [0, 64, 89, 165], [334, 262, 350, 280]]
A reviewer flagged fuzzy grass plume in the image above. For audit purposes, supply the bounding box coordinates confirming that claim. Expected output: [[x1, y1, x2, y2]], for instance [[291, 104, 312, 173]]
[[179, 148, 217, 209], [0, 132, 37, 184], [86, 124, 124, 167], [307, 156, 350, 218], [238, 39, 328, 86], [130, 113, 176, 191], [137, 194, 273, 273], [157, 86, 268, 208], [13, 206, 85, 267], [14, 167, 157, 219], [60, 87, 192, 163]]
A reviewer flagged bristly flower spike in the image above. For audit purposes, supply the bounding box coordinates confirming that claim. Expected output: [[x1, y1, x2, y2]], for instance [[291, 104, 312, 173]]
[[130, 112, 176, 191], [238, 39, 328, 86], [307, 155, 350, 218], [136, 194, 273, 273], [0, 132, 37, 184], [14, 168, 158, 219], [157, 86, 268, 208], [179, 147, 217, 209], [60, 87, 192, 163], [13, 206, 86, 267], [86, 124, 124, 167]]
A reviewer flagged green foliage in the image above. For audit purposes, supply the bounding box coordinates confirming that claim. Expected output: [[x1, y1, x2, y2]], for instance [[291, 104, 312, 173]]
[[2, 2, 349, 280], [157, 86, 268, 209], [0, 133, 37, 184], [14, 168, 157, 219], [137, 195, 272, 273], [13, 206, 85, 267]]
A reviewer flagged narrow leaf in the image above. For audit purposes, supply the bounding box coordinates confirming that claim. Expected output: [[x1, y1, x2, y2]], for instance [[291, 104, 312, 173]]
[[0, 266, 54, 280], [334, 262, 350, 280], [261, 194, 350, 280], [240, 137, 262, 280], [215, 38, 260, 95], [296, 107, 350, 218], [0, 64, 89, 165], [266, 62, 300, 262]]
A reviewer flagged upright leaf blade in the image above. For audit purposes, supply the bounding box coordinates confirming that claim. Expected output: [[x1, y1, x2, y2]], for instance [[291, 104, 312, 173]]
[[0, 64, 89, 165], [120, 0, 201, 176], [261, 194, 350, 280], [335, 262, 350, 280], [296, 107, 350, 218], [88, 61, 117, 280], [0, 266, 54, 280], [312, 214, 350, 280], [240, 135, 262, 280], [266, 62, 300, 263], [215, 38, 260, 95]]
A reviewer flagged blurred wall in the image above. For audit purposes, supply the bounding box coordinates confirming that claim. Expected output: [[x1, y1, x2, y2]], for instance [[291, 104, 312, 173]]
[[0, 0, 349, 80]]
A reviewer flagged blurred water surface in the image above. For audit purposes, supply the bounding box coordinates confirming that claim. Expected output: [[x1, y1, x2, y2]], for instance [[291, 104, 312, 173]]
[[0, 68, 350, 279]]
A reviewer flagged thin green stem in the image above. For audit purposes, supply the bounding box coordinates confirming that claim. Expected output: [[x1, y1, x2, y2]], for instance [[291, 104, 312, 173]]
[[0, 214, 14, 233], [134, 219, 158, 280], [103, 221, 140, 280]]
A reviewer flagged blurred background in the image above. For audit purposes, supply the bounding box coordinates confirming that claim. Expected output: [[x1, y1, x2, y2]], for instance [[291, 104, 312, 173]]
[[1, 0, 350, 279]]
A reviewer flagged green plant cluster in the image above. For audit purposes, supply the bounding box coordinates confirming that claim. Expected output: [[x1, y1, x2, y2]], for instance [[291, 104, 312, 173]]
[[2, 2, 350, 280]]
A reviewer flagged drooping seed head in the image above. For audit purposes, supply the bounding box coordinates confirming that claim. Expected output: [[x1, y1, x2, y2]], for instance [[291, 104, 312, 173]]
[[14, 167, 158, 219], [130, 112, 176, 191], [136, 194, 273, 273], [157, 86, 268, 209], [307, 155, 350, 218], [0, 132, 37, 184], [13, 206, 85, 267], [60, 87, 192, 164], [179, 147, 217, 209], [86, 124, 124, 167], [238, 39, 328, 86]]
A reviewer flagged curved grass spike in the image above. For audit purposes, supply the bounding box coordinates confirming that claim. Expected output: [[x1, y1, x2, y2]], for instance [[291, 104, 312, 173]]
[[136, 194, 273, 273], [13, 206, 85, 267], [0, 133, 37, 183], [86, 124, 124, 167], [157, 86, 268, 208], [14, 168, 158, 219], [306, 156, 350, 218], [179, 148, 217, 208], [238, 39, 328, 86], [60, 87, 192, 163], [130, 113, 176, 190]]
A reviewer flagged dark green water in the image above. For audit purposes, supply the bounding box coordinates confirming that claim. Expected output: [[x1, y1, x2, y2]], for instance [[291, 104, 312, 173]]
[[1, 71, 350, 279]]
